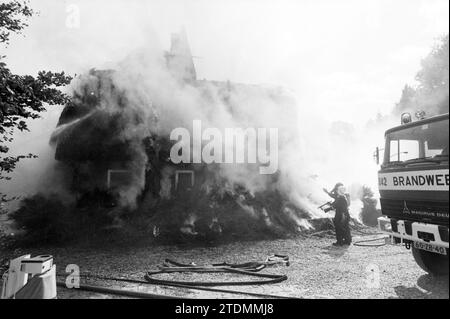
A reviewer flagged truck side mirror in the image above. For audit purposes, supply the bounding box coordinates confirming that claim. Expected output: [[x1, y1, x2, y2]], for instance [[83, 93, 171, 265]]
[[373, 147, 380, 165]]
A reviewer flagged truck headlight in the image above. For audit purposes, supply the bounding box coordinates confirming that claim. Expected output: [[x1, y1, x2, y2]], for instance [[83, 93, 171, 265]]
[[401, 112, 412, 124]]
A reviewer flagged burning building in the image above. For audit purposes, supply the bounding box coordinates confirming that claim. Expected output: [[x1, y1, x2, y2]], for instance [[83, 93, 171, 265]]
[[50, 30, 321, 240]]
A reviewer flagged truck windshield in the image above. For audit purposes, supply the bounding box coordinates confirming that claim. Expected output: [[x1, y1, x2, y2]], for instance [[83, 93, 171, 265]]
[[384, 118, 449, 165]]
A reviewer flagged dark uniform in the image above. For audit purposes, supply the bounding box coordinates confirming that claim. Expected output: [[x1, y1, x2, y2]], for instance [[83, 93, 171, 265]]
[[332, 195, 352, 245]]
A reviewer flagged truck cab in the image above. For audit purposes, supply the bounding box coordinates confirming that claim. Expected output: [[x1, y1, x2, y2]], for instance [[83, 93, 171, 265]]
[[377, 113, 449, 276]]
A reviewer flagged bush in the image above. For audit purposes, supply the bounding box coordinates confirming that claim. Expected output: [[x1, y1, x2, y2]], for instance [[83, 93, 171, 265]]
[[9, 194, 77, 245], [359, 186, 382, 227], [9, 192, 129, 246]]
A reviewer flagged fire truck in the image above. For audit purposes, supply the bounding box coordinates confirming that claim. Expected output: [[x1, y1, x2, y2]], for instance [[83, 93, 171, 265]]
[[375, 112, 449, 276]]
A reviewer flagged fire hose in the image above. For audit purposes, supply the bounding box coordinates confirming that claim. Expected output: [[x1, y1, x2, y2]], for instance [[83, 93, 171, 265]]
[[56, 255, 292, 299], [144, 258, 288, 287], [352, 228, 388, 247], [56, 274, 294, 299], [55, 281, 183, 299], [353, 236, 388, 247]]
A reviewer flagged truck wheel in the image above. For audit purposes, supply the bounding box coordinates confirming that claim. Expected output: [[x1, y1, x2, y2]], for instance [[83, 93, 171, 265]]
[[412, 247, 449, 276]]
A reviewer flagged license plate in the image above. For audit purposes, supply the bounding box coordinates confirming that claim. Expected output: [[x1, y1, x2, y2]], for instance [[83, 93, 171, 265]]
[[414, 241, 447, 255]]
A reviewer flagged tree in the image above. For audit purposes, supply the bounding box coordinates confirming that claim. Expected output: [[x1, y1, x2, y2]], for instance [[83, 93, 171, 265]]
[[0, 0, 33, 45], [394, 84, 417, 114], [0, 1, 72, 202], [395, 35, 449, 116], [415, 35, 449, 115]]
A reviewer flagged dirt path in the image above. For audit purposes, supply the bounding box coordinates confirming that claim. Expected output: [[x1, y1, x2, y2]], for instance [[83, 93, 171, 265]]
[[1, 231, 448, 299]]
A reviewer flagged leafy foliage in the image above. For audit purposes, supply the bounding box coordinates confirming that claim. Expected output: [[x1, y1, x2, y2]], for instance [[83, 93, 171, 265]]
[[359, 185, 381, 227], [9, 194, 76, 244], [0, 64, 72, 179], [0, 0, 33, 45], [0, 1, 72, 188], [395, 35, 449, 116], [9, 192, 122, 245]]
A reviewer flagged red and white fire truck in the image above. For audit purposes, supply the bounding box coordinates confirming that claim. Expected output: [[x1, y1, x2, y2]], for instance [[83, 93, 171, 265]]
[[376, 112, 449, 276]]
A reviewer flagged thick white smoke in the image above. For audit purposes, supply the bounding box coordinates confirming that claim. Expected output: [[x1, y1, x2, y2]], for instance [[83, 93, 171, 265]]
[[1, 0, 448, 224], [59, 42, 327, 216]]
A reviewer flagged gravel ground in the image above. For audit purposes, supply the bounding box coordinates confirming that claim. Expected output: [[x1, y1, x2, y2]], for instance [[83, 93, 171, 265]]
[[1, 228, 448, 299]]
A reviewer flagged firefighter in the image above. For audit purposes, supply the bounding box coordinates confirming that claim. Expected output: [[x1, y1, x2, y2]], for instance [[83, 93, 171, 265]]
[[324, 183, 352, 246]]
